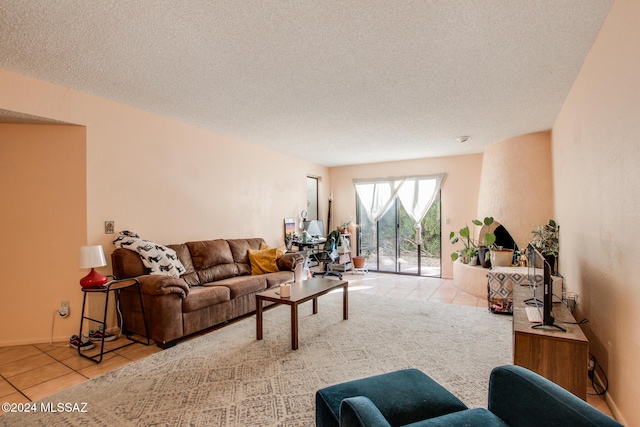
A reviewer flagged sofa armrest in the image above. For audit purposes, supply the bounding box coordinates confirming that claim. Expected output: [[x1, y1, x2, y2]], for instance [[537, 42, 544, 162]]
[[277, 252, 305, 282], [488, 365, 622, 427], [340, 397, 391, 427], [277, 252, 304, 271], [137, 275, 190, 299], [316, 368, 467, 427]]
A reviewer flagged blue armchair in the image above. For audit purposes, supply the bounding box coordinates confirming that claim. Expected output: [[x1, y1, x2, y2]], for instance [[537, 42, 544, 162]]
[[316, 365, 622, 427]]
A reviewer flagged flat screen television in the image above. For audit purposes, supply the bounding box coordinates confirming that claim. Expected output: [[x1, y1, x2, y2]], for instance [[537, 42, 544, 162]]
[[527, 243, 565, 332], [303, 220, 324, 238]]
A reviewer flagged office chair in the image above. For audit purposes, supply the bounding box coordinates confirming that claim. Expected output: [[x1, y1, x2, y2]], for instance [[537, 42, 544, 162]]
[[312, 238, 343, 280]]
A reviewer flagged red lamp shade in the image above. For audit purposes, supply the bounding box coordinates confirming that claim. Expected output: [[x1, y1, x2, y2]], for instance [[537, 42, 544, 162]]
[[79, 245, 108, 288]]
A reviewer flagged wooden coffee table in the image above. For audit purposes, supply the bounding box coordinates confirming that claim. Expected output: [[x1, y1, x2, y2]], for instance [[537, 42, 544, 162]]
[[256, 277, 348, 350]]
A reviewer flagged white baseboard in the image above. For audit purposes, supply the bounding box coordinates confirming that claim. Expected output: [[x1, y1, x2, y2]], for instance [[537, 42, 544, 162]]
[[593, 371, 627, 425]]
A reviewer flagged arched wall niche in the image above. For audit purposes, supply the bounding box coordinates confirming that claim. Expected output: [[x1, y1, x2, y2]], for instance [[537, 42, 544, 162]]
[[477, 131, 554, 250]]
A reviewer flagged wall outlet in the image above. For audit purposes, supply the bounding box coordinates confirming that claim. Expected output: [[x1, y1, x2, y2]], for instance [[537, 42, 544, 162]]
[[587, 356, 596, 379], [58, 301, 70, 318]]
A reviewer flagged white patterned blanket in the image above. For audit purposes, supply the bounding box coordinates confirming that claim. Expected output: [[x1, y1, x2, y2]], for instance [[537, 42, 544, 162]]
[[113, 230, 186, 277]]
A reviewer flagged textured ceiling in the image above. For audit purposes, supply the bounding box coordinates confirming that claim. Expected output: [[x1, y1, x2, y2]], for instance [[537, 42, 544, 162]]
[[0, 1, 613, 167]]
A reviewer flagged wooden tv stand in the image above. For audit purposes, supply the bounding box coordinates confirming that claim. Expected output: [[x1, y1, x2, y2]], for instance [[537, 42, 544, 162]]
[[513, 285, 589, 400]]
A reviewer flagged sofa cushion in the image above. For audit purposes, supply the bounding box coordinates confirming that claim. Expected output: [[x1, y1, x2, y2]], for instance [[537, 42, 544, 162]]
[[228, 238, 264, 275], [265, 271, 294, 288], [187, 239, 234, 269], [167, 243, 200, 286], [182, 285, 230, 313], [408, 408, 508, 427], [112, 244, 197, 284], [187, 239, 239, 282], [197, 263, 238, 284], [112, 247, 149, 279], [228, 238, 264, 263], [113, 231, 186, 277], [210, 275, 267, 299], [337, 399, 506, 427]]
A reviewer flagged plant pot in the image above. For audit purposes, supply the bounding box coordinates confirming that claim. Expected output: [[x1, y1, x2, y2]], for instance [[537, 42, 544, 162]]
[[477, 246, 492, 268], [352, 256, 366, 269], [490, 249, 514, 267]]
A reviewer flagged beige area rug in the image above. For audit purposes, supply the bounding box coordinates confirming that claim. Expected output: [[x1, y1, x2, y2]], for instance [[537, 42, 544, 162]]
[[2, 292, 512, 426]]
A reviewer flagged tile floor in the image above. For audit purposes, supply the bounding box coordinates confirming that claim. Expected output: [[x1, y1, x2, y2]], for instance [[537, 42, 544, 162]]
[[0, 272, 613, 418]]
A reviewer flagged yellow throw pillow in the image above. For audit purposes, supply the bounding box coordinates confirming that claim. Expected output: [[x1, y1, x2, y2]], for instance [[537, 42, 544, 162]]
[[248, 245, 284, 275]]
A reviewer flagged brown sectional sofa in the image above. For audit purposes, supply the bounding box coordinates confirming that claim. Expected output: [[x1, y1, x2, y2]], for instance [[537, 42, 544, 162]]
[[111, 237, 304, 348]]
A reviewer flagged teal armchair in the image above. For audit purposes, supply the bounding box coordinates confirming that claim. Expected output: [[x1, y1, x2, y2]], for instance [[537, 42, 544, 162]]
[[317, 365, 622, 427]]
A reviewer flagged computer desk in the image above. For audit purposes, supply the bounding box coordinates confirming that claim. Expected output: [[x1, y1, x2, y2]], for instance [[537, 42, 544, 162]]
[[291, 239, 324, 271]]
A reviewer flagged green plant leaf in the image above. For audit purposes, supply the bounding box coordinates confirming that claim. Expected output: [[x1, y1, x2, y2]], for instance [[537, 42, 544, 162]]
[[485, 232, 496, 247], [484, 217, 494, 226], [462, 247, 478, 260], [459, 226, 470, 238], [472, 219, 482, 226], [451, 252, 459, 261]]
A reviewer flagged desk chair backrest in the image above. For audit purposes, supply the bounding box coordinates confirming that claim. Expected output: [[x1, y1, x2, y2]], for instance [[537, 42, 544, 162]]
[[328, 241, 339, 262]]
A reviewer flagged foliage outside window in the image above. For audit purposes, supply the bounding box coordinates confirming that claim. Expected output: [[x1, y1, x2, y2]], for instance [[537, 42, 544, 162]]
[[357, 193, 441, 272]]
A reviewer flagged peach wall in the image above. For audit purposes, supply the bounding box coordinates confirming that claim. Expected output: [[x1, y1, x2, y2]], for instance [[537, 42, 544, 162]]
[[0, 69, 329, 345], [0, 124, 87, 345], [477, 131, 554, 249], [553, 0, 638, 424], [329, 154, 483, 278]]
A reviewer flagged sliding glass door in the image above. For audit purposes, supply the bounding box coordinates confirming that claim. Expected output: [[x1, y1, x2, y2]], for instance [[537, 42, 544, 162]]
[[377, 199, 399, 273], [357, 191, 441, 277]]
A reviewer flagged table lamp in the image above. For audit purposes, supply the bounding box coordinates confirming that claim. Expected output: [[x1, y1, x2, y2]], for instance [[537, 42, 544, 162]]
[[79, 245, 108, 288]]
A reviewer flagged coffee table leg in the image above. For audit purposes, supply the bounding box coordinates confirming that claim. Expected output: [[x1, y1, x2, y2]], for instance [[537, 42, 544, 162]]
[[291, 304, 299, 350], [343, 284, 348, 319], [313, 297, 318, 314], [256, 297, 263, 340]]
